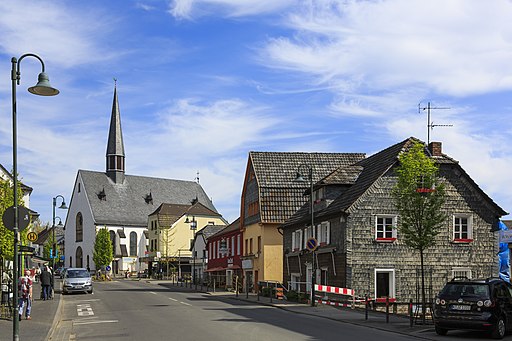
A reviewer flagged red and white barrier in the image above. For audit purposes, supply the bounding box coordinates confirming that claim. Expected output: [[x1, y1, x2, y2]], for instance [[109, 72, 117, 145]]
[[315, 284, 354, 296]]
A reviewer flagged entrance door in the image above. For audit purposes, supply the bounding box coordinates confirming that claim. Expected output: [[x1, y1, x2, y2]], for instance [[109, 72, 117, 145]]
[[245, 271, 253, 292], [375, 269, 395, 299]]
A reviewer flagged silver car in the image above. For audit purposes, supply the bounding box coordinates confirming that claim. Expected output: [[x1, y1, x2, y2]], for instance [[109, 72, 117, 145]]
[[62, 268, 93, 294]]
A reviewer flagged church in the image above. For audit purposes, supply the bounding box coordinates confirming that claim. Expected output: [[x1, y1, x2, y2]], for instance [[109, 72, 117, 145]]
[[64, 85, 220, 274]]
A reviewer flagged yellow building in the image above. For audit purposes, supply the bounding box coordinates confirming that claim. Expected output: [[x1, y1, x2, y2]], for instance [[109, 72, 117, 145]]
[[240, 152, 365, 291], [147, 201, 227, 278]]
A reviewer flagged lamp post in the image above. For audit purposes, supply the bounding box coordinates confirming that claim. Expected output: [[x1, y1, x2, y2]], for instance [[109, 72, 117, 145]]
[[52, 195, 67, 284], [295, 164, 316, 307], [186, 216, 198, 290], [10, 54, 59, 341]]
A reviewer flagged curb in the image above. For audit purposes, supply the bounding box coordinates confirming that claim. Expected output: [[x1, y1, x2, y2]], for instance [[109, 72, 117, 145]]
[[47, 292, 63, 340]]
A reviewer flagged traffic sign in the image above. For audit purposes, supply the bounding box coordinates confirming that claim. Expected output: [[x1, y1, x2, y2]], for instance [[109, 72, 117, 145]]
[[306, 237, 318, 252], [106, 265, 111, 271], [19, 245, 35, 253], [27, 231, 38, 242], [2, 205, 31, 232]]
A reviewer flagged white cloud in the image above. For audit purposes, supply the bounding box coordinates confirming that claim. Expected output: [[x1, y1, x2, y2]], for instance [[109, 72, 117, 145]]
[[169, 0, 295, 18], [260, 0, 512, 97]]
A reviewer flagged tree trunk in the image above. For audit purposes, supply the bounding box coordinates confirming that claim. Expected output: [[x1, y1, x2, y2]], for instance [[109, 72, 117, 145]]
[[420, 248, 426, 325]]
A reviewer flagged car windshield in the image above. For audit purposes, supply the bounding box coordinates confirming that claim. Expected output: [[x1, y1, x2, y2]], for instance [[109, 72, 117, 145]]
[[66, 270, 90, 278], [439, 283, 490, 299]]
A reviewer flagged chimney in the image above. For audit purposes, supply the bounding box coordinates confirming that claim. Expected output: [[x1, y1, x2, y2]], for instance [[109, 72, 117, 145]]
[[428, 142, 442, 156]]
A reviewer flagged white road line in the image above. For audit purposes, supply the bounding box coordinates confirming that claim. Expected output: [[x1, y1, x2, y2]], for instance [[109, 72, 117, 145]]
[[169, 297, 178, 301], [74, 320, 119, 325], [149, 291, 157, 295], [77, 299, 100, 302], [77, 303, 94, 316], [180, 301, 191, 306]]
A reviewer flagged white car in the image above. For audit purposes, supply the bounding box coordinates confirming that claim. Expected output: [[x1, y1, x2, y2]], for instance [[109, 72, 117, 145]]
[[62, 268, 93, 294]]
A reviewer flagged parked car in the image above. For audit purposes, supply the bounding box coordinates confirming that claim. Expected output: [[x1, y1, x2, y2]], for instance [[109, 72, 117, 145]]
[[62, 268, 93, 294], [434, 277, 512, 339]]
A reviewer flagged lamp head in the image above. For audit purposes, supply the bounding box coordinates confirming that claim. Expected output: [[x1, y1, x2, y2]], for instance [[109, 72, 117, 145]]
[[58, 200, 68, 210], [57, 220, 63, 228], [294, 171, 306, 183], [28, 72, 59, 96]]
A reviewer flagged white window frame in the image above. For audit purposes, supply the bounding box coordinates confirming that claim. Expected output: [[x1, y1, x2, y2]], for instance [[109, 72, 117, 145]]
[[318, 221, 330, 245], [451, 267, 472, 280], [292, 229, 304, 251], [375, 215, 397, 242], [237, 235, 241, 256], [453, 214, 473, 242], [374, 268, 396, 299]]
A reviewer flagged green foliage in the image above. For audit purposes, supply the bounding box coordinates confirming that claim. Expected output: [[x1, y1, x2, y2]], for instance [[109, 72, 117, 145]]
[[0, 177, 28, 261], [43, 231, 55, 259], [93, 227, 113, 269], [392, 142, 447, 252]]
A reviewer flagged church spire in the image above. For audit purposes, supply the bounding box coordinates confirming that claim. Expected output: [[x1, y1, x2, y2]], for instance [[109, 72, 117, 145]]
[[106, 80, 125, 183]]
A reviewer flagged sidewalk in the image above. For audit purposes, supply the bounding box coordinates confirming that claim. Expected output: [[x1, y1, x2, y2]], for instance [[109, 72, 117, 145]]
[[154, 280, 434, 340], [0, 279, 61, 341]]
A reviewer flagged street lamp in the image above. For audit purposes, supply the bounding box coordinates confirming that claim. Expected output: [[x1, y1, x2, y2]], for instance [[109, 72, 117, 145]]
[[186, 216, 198, 289], [10, 53, 59, 340], [52, 195, 67, 280], [294, 164, 316, 307]]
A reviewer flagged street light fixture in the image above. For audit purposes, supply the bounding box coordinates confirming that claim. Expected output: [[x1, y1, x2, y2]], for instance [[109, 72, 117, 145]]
[[294, 164, 316, 307], [186, 216, 198, 290], [10, 53, 59, 340], [52, 195, 67, 277]]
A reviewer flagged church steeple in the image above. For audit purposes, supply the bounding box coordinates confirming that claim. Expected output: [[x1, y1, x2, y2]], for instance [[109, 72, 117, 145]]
[[106, 81, 125, 184]]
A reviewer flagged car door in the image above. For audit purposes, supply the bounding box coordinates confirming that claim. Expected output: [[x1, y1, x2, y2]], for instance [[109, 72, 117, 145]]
[[503, 282, 512, 328]]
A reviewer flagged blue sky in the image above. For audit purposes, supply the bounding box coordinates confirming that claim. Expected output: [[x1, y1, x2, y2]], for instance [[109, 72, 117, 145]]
[[0, 0, 511, 225]]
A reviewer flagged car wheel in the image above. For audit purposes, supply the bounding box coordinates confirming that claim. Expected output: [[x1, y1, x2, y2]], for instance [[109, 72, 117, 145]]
[[491, 316, 506, 339], [435, 325, 448, 336]]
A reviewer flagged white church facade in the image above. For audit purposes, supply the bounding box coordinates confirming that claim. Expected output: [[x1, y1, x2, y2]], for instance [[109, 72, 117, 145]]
[[64, 85, 221, 274]]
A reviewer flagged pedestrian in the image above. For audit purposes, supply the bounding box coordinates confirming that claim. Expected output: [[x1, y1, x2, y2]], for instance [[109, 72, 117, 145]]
[[18, 269, 33, 321], [40, 266, 52, 300]]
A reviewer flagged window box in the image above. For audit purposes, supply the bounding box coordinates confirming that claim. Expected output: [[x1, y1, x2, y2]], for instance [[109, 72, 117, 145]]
[[376, 237, 396, 243], [452, 238, 473, 244]]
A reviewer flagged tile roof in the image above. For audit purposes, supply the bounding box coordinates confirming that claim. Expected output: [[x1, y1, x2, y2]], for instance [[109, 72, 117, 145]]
[[79, 170, 218, 227], [197, 224, 227, 240], [285, 137, 507, 226], [149, 202, 222, 227], [210, 217, 240, 238], [249, 152, 365, 223]]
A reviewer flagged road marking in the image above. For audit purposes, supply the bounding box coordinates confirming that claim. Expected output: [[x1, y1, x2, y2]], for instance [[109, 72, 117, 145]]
[[180, 301, 191, 306], [74, 320, 118, 325], [149, 291, 157, 295], [77, 304, 94, 316], [169, 297, 177, 301]]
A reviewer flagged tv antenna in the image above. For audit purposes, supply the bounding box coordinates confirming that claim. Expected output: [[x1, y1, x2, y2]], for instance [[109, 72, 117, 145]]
[[418, 101, 453, 144], [194, 171, 200, 184]]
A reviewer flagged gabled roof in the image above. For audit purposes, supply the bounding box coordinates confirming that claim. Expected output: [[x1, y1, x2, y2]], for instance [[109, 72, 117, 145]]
[[0, 163, 33, 192], [247, 152, 365, 224], [196, 224, 227, 240], [210, 217, 240, 239], [285, 137, 507, 226], [149, 202, 222, 227], [78, 170, 217, 227]]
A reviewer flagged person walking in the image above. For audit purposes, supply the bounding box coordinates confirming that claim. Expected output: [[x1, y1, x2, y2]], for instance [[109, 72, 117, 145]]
[[18, 269, 33, 321], [40, 266, 52, 300]]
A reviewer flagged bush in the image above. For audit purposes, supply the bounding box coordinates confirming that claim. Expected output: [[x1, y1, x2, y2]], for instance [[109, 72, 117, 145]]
[[261, 287, 274, 297]]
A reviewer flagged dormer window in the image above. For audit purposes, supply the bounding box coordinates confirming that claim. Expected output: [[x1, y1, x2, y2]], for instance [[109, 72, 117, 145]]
[[144, 192, 153, 204], [97, 188, 106, 201], [314, 187, 325, 204]]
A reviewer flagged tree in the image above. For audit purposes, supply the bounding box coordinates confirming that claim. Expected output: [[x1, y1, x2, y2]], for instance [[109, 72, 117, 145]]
[[93, 227, 113, 272], [43, 230, 55, 260], [160, 225, 177, 279], [0, 176, 27, 262], [392, 141, 447, 323]]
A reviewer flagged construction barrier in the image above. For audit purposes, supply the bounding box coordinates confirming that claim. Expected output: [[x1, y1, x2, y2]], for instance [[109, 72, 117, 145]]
[[275, 287, 284, 300]]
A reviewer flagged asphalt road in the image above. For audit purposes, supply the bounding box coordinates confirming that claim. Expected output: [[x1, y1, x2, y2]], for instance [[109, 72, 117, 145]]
[[54, 280, 512, 341]]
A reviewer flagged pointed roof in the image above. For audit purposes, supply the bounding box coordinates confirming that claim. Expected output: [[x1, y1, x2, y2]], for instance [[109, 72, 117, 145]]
[[149, 201, 223, 227], [246, 152, 365, 224], [106, 85, 125, 157], [284, 137, 507, 226]]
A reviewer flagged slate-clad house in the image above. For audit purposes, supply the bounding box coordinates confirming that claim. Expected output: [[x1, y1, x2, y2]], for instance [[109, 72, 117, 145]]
[[206, 218, 243, 289], [240, 151, 365, 291], [282, 137, 507, 302], [64, 85, 219, 274]]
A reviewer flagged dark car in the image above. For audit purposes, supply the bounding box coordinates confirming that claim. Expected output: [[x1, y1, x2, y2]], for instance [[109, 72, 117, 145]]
[[434, 277, 512, 339]]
